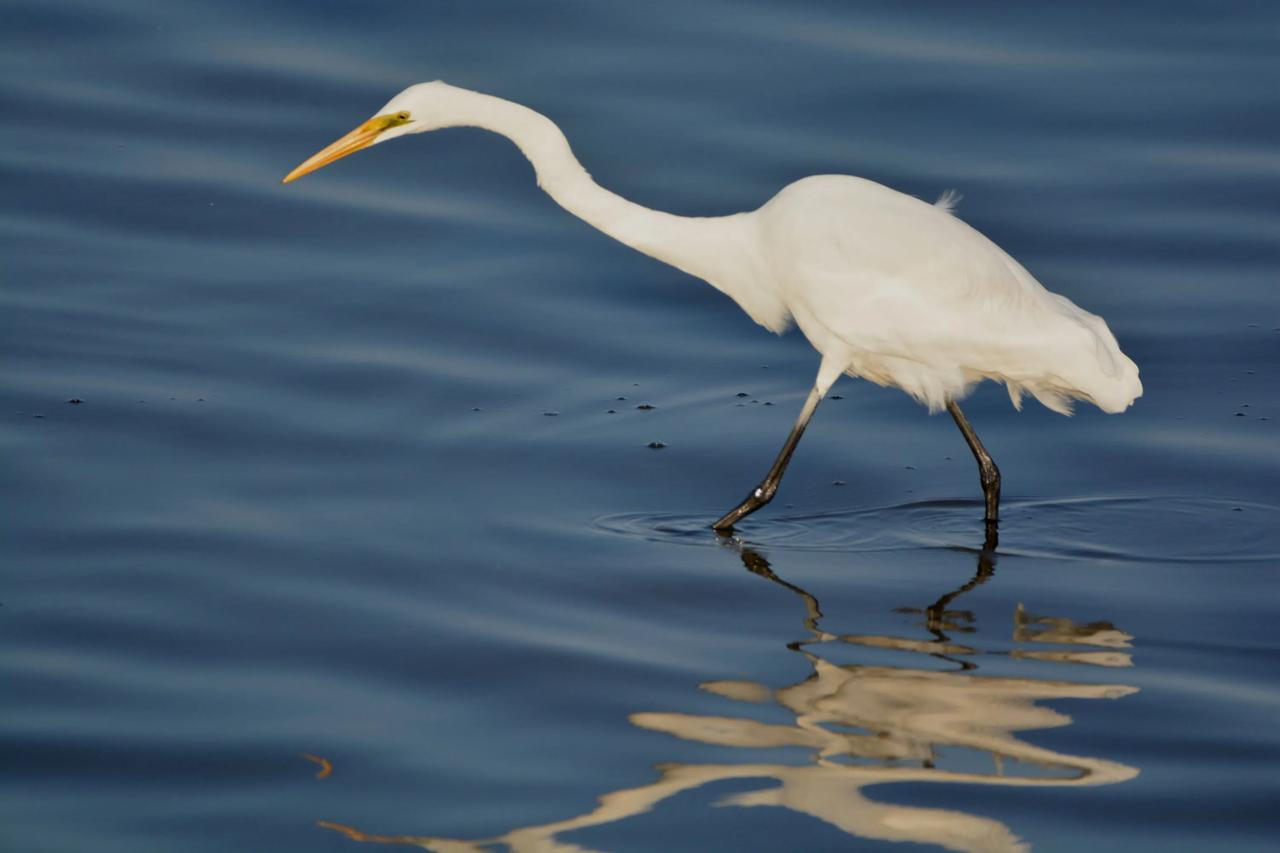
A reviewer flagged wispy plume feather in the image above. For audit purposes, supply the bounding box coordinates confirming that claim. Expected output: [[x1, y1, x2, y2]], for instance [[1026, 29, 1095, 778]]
[[935, 189, 963, 213]]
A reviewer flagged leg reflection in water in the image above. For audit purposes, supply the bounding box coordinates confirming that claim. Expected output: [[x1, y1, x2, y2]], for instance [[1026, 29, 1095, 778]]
[[319, 536, 1138, 853]]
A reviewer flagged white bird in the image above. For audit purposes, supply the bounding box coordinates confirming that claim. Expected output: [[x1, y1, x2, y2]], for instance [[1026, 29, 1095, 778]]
[[284, 82, 1142, 534]]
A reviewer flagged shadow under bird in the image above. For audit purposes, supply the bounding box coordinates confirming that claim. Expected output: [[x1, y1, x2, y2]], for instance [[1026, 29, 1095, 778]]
[[284, 82, 1142, 533]]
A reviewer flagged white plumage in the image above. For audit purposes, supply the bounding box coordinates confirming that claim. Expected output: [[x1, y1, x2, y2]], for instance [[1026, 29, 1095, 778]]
[[753, 175, 1141, 415], [284, 81, 1142, 532]]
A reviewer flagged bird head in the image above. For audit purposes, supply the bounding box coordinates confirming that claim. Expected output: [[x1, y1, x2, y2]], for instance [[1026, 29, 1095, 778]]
[[282, 81, 460, 184]]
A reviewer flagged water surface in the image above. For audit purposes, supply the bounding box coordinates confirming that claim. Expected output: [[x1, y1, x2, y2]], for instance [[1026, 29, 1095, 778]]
[[3, 2, 1279, 851]]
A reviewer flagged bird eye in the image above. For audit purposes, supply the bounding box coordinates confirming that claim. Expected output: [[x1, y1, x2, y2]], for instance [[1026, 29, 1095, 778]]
[[396, 111, 410, 121]]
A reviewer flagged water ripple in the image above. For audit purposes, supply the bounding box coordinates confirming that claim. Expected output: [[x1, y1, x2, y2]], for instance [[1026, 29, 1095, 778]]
[[595, 496, 1280, 563]]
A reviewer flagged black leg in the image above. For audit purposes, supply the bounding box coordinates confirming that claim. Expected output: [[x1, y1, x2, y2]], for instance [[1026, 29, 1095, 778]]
[[712, 385, 824, 532], [924, 540, 998, 632], [947, 400, 1001, 526]]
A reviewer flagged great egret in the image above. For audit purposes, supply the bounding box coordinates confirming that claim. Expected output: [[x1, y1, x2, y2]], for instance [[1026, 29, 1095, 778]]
[[284, 82, 1142, 533]]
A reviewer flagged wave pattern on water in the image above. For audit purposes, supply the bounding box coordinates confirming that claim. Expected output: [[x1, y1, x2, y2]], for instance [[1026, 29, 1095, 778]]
[[596, 496, 1280, 563], [3, 1, 1280, 852]]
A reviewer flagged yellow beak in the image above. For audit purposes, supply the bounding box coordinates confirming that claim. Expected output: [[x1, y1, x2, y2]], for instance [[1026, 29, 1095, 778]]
[[282, 115, 396, 184]]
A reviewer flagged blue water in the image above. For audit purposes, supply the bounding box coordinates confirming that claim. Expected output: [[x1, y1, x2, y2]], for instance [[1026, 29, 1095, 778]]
[[4, 2, 1279, 851]]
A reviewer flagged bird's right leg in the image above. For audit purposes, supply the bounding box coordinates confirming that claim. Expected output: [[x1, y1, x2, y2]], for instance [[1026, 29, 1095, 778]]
[[712, 359, 842, 533], [946, 400, 1001, 531]]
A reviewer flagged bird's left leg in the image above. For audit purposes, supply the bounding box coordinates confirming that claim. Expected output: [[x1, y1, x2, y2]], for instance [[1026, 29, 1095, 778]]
[[947, 400, 1001, 527], [712, 359, 842, 532]]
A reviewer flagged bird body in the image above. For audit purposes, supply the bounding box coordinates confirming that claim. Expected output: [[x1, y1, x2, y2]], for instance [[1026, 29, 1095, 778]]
[[750, 175, 1140, 415], [284, 81, 1141, 532]]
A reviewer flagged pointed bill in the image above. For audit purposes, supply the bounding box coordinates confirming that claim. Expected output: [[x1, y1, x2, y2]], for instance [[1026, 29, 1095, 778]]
[[283, 114, 405, 184]]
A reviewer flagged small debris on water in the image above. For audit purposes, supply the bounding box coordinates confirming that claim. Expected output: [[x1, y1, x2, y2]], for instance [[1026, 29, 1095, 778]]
[[829, 395, 843, 400], [636, 403, 655, 410], [606, 409, 616, 414], [736, 392, 749, 398], [543, 411, 559, 417], [647, 441, 666, 449], [1234, 412, 1246, 417], [763, 401, 774, 406], [832, 480, 845, 486], [616, 396, 627, 401], [472, 407, 481, 411], [300, 753, 333, 779], [1233, 506, 1243, 512], [67, 399, 82, 405], [904, 465, 916, 470]]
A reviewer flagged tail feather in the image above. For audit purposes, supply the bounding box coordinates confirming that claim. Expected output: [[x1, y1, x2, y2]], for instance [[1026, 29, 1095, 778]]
[[1030, 387, 1075, 416]]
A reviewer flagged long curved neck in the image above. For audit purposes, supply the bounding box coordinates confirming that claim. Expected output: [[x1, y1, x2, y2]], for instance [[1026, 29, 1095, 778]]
[[436, 90, 746, 287]]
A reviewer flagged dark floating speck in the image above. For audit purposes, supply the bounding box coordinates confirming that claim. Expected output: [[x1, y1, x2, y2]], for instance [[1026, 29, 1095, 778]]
[[636, 403, 655, 410], [736, 392, 749, 398], [904, 465, 916, 470], [1242, 403, 1251, 407], [1233, 506, 1243, 512], [33, 414, 44, 419], [197, 398, 204, 402], [829, 395, 843, 400], [1234, 412, 1246, 417], [763, 401, 774, 406], [616, 396, 627, 401], [735, 403, 745, 407], [543, 411, 559, 417], [832, 480, 846, 486], [67, 398, 82, 405], [647, 441, 666, 449], [606, 409, 616, 414], [472, 407, 481, 412], [945, 456, 953, 461]]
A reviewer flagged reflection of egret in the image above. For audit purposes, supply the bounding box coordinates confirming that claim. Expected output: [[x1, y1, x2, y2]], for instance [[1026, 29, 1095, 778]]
[[284, 81, 1142, 531], [317, 543, 1138, 852]]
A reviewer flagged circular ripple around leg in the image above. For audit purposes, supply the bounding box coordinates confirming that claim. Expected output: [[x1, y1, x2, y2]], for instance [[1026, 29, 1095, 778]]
[[594, 499, 990, 554], [593, 496, 1280, 563]]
